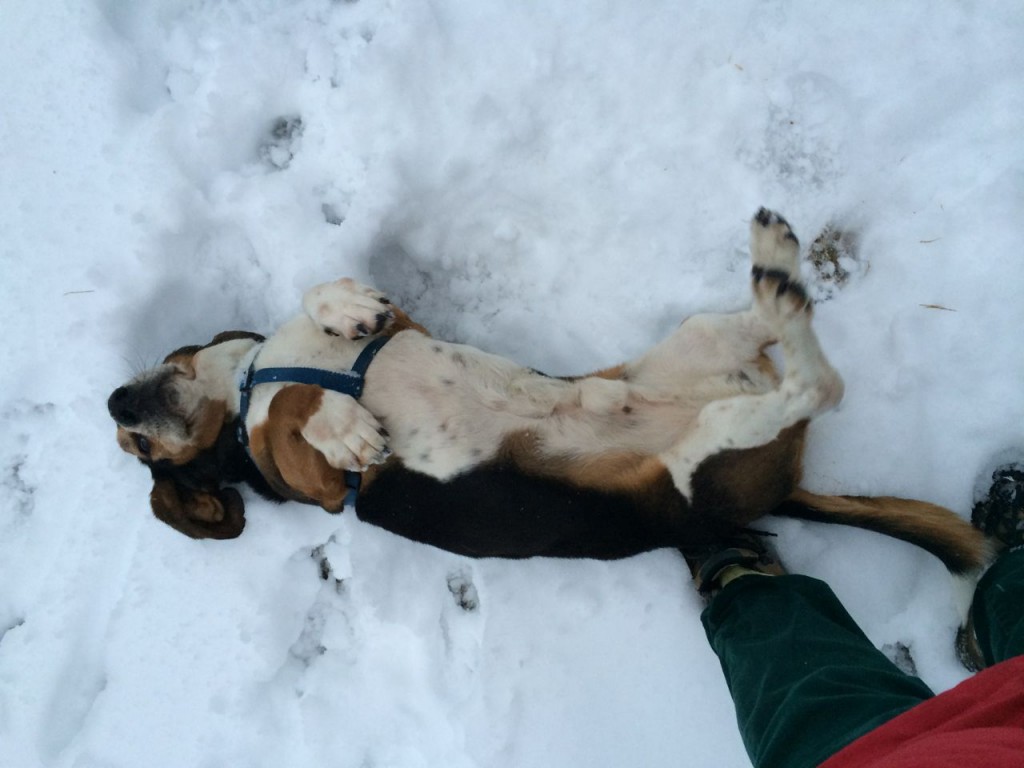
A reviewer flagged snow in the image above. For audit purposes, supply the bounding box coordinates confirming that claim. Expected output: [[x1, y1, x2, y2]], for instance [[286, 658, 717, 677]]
[[1, 2, 1022, 766]]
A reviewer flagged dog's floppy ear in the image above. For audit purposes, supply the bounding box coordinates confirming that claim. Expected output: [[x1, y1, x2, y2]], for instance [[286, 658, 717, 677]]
[[149, 477, 246, 540], [208, 330, 266, 346], [161, 332, 266, 366]]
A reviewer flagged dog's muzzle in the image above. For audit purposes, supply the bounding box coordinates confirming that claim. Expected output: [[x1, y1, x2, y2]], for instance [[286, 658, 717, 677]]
[[108, 374, 177, 428], [108, 385, 144, 427]]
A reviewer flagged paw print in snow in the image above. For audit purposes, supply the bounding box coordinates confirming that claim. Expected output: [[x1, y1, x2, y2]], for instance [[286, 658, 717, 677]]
[[260, 116, 303, 170]]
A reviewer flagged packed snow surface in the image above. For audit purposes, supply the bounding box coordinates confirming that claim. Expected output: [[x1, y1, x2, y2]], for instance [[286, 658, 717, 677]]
[[2, 2, 1022, 767]]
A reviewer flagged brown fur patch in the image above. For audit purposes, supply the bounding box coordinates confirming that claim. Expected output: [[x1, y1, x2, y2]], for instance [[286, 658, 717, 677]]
[[116, 426, 136, 456], [690, 421, 808, 524], [117, 400, 228, 466], [497, 430, 673, 495], [588, 363, 628, 381], [149, 479, 245, 539], [154, 398, 229, 466], [386, 307, 429, 337], [249, 385, 351, 511]]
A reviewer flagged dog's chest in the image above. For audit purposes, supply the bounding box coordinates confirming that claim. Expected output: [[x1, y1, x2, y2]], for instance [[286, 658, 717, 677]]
[[362, 335, 572, 478], [241, 315, 365, 428]]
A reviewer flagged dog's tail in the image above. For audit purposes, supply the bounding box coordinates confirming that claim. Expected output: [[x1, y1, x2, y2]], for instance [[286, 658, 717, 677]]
[[776, 489, 992, 575]]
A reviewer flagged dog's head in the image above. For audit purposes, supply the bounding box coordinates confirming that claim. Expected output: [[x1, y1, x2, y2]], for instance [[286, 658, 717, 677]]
[[108, 331, 266, 539]]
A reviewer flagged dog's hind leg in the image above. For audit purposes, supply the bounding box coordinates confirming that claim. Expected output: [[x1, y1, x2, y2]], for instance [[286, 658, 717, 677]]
[[659, 209, 844, 499]]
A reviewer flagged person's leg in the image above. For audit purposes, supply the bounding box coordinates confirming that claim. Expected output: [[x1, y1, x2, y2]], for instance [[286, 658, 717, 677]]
[[969, 548, 1024, 665], [960, 461, 1024, 668], [702, 574, 934, 768]]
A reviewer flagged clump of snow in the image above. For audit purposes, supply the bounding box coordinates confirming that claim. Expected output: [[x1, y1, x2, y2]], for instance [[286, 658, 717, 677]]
[[2, 2, 1023, 767]]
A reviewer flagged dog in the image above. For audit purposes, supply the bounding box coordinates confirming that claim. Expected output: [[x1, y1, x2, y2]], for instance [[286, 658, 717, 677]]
[[107, 209, 990, 580]]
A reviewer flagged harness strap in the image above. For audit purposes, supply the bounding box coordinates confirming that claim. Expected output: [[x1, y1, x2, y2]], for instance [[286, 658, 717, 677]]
[[248, 365, 363, 397], [237, 334, 391, 507]]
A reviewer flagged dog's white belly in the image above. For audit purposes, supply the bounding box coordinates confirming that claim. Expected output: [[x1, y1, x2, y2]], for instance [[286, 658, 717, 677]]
[[362, 334, 757, 480]]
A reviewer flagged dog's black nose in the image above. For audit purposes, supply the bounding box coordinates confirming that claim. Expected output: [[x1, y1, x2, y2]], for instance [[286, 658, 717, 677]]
[[108, 386, 140, 427]]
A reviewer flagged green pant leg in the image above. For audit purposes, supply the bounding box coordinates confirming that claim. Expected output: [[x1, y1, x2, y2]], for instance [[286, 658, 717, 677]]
[[972, 548, 1024, 666], [701, 575, 934, 768]]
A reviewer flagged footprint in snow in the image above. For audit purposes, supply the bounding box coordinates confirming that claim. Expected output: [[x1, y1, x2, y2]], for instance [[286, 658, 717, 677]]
[[447, 569, 480, 612], [441, 568, 485, 695]]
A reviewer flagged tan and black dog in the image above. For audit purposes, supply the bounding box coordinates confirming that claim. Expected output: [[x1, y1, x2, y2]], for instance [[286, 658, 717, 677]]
[[107, 209, 990, 581]]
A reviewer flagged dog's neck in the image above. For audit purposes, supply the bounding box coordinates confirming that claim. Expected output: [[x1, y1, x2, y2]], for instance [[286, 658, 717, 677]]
[[193, 338, 263, 417], [232, 340, 264, 405]]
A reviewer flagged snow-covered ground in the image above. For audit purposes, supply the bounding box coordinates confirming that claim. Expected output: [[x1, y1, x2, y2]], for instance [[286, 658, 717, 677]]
[[2, 2, 1022, 766]]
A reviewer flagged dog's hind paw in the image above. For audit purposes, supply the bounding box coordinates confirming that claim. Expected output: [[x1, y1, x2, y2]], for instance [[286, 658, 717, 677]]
[[750, 209, 811, 320], [751, 208, 800, 271], [303, 278, 395, 340]]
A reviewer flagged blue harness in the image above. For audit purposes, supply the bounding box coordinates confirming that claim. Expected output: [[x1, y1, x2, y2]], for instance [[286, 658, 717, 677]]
[[237, 335, 391, 507]]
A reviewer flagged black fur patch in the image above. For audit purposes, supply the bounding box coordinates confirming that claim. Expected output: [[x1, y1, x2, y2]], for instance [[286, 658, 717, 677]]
[[354, 460, 740, 560], [145, 419, 283, 503]]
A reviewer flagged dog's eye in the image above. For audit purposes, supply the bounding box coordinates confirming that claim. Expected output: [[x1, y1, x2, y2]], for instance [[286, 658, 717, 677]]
[[135, 435, 152, 456]]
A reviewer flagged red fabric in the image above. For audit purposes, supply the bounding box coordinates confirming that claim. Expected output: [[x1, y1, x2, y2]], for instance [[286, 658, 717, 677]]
[[821, 655, 1024, 768]]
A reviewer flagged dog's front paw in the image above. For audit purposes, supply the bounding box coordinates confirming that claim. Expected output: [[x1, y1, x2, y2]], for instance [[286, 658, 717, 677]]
[[303, 278, 395, 340], [301, 390, 392, 471]]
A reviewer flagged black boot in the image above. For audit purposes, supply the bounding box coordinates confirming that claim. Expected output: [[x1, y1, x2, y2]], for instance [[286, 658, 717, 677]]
[[688, 531, 786, 598], [957, 460, 1024, 671], [971, 462, 1024, 554]]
